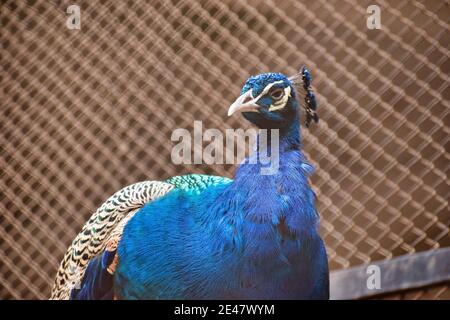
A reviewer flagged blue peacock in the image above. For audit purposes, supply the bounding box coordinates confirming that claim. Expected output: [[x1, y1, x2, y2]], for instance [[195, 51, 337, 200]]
[[50, 67, 329, 300]]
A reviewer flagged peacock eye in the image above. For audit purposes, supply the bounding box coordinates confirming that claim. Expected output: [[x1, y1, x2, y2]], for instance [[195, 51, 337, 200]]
[[270, 88, 284, 100]]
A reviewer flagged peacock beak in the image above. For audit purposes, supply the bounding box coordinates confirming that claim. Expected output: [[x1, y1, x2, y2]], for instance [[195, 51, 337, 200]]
[[227, 89, 260, 116]]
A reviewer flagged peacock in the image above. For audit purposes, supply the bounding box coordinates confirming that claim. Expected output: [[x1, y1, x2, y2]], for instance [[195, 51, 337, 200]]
[[50, 66, 329, 300]]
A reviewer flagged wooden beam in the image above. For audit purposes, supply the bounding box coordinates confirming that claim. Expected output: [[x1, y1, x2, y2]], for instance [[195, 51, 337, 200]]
[[330, 248, 450, 300]]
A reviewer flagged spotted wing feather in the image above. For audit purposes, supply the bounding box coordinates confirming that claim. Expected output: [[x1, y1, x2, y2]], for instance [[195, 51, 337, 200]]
[[50, 181, 174, 300]]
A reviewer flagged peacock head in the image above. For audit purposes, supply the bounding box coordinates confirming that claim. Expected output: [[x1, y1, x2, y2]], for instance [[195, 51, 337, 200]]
[[228, 68, 318, 130]]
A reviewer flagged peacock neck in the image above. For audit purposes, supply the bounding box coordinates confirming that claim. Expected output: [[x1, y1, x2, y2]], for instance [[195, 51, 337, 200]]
[[252, 113, 302, 155], [221, 117, 318, 235], [278, 115, 301, 151]]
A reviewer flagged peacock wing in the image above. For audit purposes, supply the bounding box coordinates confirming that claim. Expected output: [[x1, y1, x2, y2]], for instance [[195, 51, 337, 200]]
[[50, 181, 174, 299], [50, 174, 232, 299]]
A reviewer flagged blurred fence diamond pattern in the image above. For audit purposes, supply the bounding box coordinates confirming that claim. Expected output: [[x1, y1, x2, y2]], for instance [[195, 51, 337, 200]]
[[0, 0, 449, 299]]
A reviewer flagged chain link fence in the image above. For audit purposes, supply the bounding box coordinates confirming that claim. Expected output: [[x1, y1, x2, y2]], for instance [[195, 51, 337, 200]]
[[1, 0, 449, 299]]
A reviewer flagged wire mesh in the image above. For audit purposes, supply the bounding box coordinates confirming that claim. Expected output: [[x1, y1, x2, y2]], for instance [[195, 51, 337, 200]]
[[1, 0, 449, 299]]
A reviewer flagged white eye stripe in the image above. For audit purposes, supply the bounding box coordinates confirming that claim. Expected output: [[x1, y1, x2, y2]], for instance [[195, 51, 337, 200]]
[[241, 81, 291, 113], [268, 87, 291, 112], [252, 80, 284, 101]]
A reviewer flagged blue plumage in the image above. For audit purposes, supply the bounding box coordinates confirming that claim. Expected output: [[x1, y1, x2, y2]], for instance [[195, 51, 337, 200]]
[[70, 250, 115, 300], [70, 68, 329, 300]]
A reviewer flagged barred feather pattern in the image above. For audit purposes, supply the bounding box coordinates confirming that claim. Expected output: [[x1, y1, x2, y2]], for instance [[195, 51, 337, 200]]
[[104, 208, 139, 252], [50, 181, 174, 300]]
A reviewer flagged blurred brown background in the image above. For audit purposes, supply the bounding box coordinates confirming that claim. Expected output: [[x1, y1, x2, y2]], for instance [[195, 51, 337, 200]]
[[1, 0, 449, 299]]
